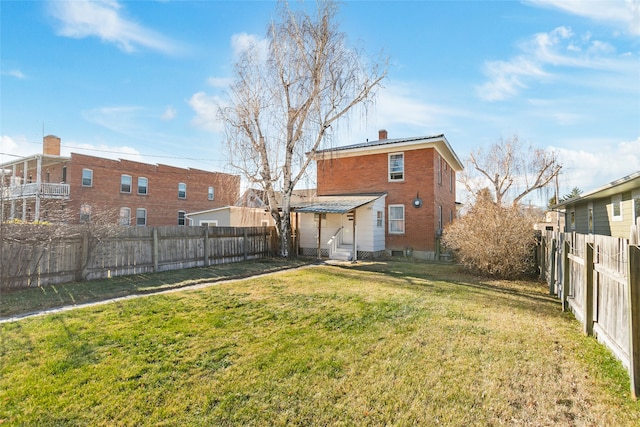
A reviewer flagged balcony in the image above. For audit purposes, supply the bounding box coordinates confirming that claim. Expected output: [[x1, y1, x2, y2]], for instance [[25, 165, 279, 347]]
[[1, 183, 70, 201]]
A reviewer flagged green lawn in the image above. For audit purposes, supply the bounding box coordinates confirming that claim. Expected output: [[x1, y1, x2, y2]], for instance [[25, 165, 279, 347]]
[[1, 261, 638, 426], [0, 258, 311, 319]]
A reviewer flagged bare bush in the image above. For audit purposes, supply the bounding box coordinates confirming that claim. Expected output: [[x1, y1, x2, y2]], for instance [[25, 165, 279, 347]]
[[442, 194, 540, 278]]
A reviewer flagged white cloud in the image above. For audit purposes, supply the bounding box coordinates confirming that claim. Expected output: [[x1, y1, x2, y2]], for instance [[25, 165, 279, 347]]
[[1, 69, 26, 79], [0, 135, 35, 162], [526, 0, 640, 36], [207, 77, 233, 89], [477, 57, 548, 101], [188, 92, 225, 133], [477, 25, 636, 101], [47, 0, 180, 54], [0, 134, 143, 163], [550, 136, 640, 192], [161, 106, 176, 121], [231, 32, 269, 60]]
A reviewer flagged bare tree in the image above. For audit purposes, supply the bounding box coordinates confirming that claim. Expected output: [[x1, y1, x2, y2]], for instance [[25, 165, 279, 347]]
[[219, 1, 387, 256], [462, 135, 562, 206]]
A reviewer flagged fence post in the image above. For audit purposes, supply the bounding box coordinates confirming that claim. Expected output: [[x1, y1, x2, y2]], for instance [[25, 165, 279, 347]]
[[204, 226, 210, 266], [628, 245, 640, 399], [540, 235, 547, 281], [550, 239, 557, 294], [152, 228, 159, 272], [243, 228, 248, 261], [563, 240, 571, 312], [584, 243, 594, 336]]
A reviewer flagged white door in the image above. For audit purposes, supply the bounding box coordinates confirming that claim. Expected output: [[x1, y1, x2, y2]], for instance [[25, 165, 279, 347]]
[[341, 214, 353, 245]]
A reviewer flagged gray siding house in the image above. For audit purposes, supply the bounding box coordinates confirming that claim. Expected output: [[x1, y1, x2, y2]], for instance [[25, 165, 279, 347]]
[[554, 171, 640, 238]]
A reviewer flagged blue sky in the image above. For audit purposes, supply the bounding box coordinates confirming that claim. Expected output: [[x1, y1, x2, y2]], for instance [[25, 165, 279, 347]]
[[1, 0, 639, 202]]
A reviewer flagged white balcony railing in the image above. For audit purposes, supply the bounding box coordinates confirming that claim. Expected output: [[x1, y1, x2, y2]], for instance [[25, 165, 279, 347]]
[[1, 183, 70, 200]]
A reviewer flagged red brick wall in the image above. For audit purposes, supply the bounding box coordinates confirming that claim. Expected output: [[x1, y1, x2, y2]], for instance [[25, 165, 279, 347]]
[[66, 154, 240, 226], [317, 147, 456, 252]]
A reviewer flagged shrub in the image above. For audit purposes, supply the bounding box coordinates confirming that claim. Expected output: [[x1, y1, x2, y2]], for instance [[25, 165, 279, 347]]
[[442, 198, 538, 278]]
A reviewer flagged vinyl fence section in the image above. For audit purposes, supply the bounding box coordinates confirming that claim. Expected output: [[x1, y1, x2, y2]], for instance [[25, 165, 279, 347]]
[[539, 231, 640, 399], [1, 226, 275, 290]]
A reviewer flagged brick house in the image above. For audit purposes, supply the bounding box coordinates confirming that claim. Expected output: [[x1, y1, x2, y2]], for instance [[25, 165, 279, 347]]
[[294, 130, 463, 260], [1, 135, 240, 226]]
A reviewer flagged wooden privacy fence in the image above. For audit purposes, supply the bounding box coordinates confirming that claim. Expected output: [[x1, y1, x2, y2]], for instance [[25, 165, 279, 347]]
[[1, 226, 276, 290], [539, 231, 640, 399]]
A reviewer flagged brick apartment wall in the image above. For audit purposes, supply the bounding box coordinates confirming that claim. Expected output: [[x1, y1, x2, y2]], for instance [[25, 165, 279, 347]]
[[317, 147, 456, 252], [66, 153, 240, 226]]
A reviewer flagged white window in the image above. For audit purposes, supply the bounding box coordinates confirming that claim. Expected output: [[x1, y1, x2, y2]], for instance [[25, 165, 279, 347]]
[[136, 208, 147, 226], [388, 205, 405, 234], [120, 174, 132, 193], [82, 169, 93, 187], [612, 195, 623, 221], [80, 204, 92, 222], [587, 202, 594, 234], [438, 205, 443, 230], [178, 211, 186, 226], [178, 182, 187, 199], [208, 186, 214, 201], [449, 169, 453, 192], [138, 177, 148, 195], [119, 207, 131, 226], [437, 155, 442, 185], [376, 211, 383, 227], [569, 209, 575, 230], [201, 220, 218, 227], [388, 153, 404, 181], [633, 190, 640, 225]]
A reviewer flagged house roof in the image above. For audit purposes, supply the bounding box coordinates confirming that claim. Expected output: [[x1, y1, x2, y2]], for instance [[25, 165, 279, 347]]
[[553, 170, 640, 208], [313, 134, 464, 172], [292, 194, 385, 214]]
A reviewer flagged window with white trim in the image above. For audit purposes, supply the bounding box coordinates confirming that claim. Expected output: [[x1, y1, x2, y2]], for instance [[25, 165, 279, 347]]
[[138, 177, 148, 195], [208, 186, 214, 201], [136, 208, 147, 226], [120, 174, 132, 193], [80, 204, 92, 222], [438, 205, 443, 230], [569, 209, 575, 230], [437, 156, 442, 185], [376, 210, 383, 227], [633, 190, 640, 225], [388, 153, 404, 181], [119, 207, 131, 226], [178, 210, 186, 226], [82, 169, 93, 187], [588, 202, 594, 234], [178, 182, 187, 199], [388, 205, 405, 234], [612, 195, 623, 221]]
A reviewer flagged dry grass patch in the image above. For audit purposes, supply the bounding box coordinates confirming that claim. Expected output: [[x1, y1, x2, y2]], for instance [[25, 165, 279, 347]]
[[1, 261, 638, 426]]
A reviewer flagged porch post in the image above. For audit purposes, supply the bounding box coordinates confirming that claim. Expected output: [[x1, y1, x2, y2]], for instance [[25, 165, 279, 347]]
[[35, 155, 42, 222], [22, 160, 27, 221], [317, 213, 322, 259], [352, 209, 357, 262]]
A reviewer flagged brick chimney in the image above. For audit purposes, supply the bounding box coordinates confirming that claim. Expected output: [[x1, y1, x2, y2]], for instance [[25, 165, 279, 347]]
[[43, 135, 61, 156], [378, 129, 388, 140]]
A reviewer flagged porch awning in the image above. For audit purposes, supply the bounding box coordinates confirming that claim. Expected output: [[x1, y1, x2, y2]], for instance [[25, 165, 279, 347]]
[[292, 194, 385, 214]]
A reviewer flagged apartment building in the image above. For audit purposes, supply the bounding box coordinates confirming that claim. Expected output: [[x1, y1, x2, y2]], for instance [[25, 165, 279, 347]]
[[1, 135, 240, 226]]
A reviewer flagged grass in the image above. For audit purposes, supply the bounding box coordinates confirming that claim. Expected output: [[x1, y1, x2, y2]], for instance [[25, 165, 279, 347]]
[[1, 260, 638, 426], [0, 258, 312, 319]]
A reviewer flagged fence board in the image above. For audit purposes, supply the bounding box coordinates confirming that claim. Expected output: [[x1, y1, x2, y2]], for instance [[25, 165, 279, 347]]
[[539, 230, 637, 396], [1, 225, 274, 290]]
